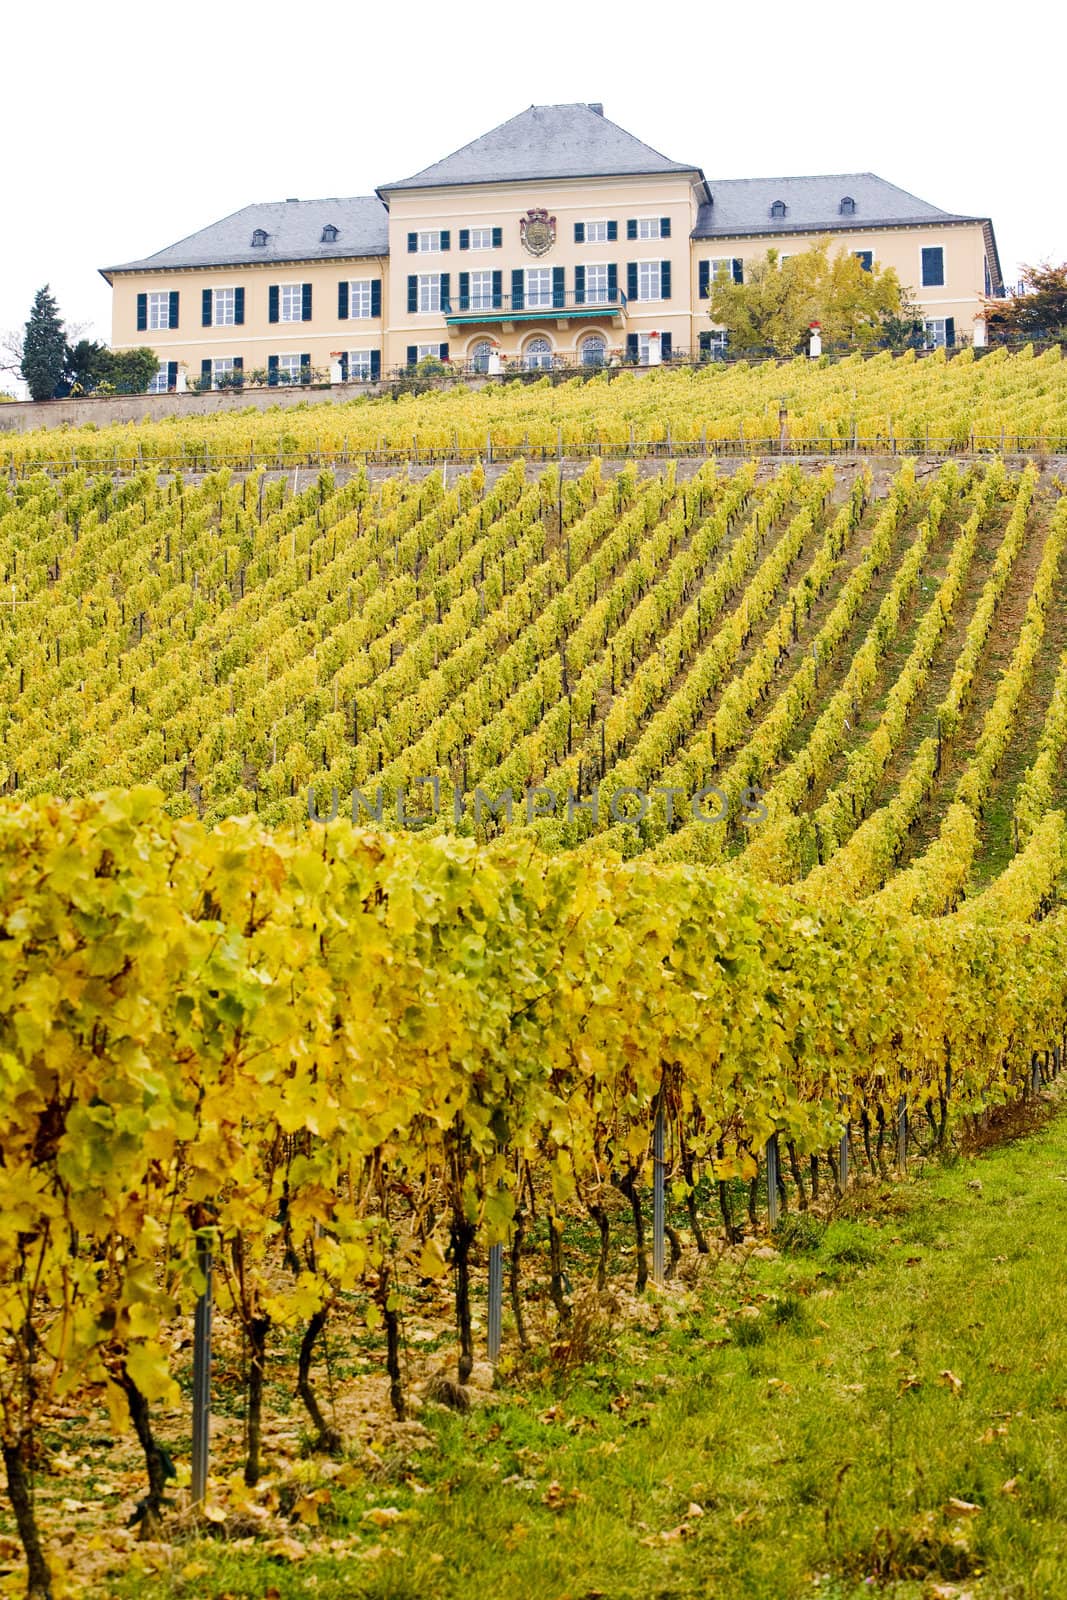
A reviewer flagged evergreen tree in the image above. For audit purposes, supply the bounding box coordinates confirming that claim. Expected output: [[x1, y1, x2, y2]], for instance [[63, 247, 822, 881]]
[[21, 285, 67, 400]]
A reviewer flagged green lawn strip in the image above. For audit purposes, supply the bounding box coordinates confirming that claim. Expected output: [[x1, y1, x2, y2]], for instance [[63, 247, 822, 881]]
[[108, 1106, 1067, 1600]]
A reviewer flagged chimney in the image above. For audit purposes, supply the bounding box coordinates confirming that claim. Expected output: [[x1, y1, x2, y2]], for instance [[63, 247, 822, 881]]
[[286, 197, 299, 203], [587, 102, 604, 116]]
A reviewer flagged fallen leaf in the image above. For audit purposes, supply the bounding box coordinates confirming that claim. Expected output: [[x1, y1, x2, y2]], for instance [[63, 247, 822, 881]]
[[362, 1506, 405, 1528], [265, 1535, 306, 1562], [944, 1497, 981, 1517], [1000, 1477, 1020, 1497], [940, 1370, 964, 1395]]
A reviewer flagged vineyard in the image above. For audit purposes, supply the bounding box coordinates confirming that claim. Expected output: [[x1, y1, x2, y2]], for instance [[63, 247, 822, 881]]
[[2, 352, 1067, 1596]]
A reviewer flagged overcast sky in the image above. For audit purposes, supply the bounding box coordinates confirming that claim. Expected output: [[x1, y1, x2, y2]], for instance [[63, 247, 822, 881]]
[[2, 0, 1059, 390]]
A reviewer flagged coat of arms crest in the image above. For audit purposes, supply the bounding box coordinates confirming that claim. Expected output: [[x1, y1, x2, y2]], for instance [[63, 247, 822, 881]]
[[520, 208, 556, 257]]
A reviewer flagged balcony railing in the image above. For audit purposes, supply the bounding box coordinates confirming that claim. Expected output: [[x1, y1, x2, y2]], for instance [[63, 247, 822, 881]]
[[443, 289, 628, 320]]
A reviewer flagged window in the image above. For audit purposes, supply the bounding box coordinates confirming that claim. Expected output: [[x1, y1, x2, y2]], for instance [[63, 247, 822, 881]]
[[417, 230, 443, 252], [349, 279, 373, 318], [921, 245, 945, 287], [635, 217, 664, 239], [854, 251, 873, 273], [251, 228, 268, 247], [770, 200, 787, 220], [459, 226, 501, 250], [212, 287, 236, 325], [523, 336, 553, 370], [279, 284, 304, 322], [637, 261, 662, 300], [469, 271, 494, 310], [417, 342, 443, 361], [580, 333, 606, 368], [146, 292, 171, 331], [584, 264, 610, 303], [468, 227, 494, 250], [347, 350, 375, 381], [148, 362, 171, 393], [924, 317, 955, 348], [212, 357, 236, 386], [699, 330, 728, 359], [839, 196, 856, 216], [276, 353, 307, 385], [709, 259, 735, 284], [417, 274, 442, 312], [584, 220, 611, 242], [321, 224, 339, 243], [525, 267, 553, 308], [471, 339, 493, 373]]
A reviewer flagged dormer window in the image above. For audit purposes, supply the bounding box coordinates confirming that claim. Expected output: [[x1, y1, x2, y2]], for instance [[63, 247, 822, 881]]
[[770, 200, 787, 221], [251, 228, 268, 247], [840, 196, 856, 216], [321, 224, 339, 243]]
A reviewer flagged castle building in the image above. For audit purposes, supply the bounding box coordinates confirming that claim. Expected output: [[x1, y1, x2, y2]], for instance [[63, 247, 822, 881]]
[[101, 103, 1003, 391]]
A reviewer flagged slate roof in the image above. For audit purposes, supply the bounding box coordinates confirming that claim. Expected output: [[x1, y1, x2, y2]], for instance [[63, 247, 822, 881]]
[[379, 103, 703, 192], [694, 173, 984, 238], [101, 196, 389, 277]]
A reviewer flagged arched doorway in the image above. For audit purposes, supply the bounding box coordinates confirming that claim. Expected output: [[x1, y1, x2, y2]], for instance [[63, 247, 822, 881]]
[[470, 339, 493, 374], [523, 336, 553, 371], [580, 333, 607, 369]]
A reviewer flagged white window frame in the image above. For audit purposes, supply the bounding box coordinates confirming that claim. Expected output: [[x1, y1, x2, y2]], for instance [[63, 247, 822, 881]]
[[416, 342, 443, 361], [584, 263, 610, 303], [708, 258, 735, 285], [469, 270, 494, 311], [470, 339, 493, 373], [147, 292, 171, 331], [523, 336, 553, 371], [417, 274, 442, 313], [279, 283, 304, 323], [635, 217, 663, 240], [212, 287, 236, 326], [148, 362, 171, 393], [583, 219, 610, 243], [348, 279, 373, 319], [417, 230, 443, 253], [276, 353, 305, 384], [525, 267, 553, 309], [347, 350, 374, 381], [211, 357, 236, 388], [580, 333, 607, 367], [636, 260, 662, 301], [924, 318, 948, 349], [637, 333, 653, 365], [468, 227, 494, 250]]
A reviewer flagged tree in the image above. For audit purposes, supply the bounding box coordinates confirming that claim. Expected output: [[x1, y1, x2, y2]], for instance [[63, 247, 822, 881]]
[[60, 341, 158, 397], [708, 238, 909, 357], [985, 262, 1067, 344], [21, 285, 67, 400]]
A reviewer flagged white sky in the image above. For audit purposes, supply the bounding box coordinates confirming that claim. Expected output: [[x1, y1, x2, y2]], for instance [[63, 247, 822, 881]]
[[1, 0, 1060, 381]]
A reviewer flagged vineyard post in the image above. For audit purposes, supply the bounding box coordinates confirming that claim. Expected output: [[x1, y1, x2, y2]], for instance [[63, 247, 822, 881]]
[[896, 1096, 908, 1172], [191, 1241, 214, 1505], [839, 1097, 850, 1189], [1031, 1052, 1041, 1096], [765, 1135, 780, 1230], [487, 1239, 504, 1365], [652, 1093, 666, 1285]]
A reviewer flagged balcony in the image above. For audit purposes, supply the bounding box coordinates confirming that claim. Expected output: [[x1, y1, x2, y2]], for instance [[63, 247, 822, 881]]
[[443, 289, 628, 331]]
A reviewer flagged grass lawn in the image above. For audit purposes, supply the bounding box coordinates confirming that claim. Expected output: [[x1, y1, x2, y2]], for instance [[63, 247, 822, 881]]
[[62, 1102, 1067, 1598]]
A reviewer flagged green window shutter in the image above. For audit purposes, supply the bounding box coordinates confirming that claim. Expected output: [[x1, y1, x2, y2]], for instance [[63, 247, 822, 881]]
[[661, 331, 672, 360], [136, 293, 147, 331], [269, 286, 279, 323], [302, 283, 312, 321], [407, 345, 417, 366], [856, 251, 873, 273], [338, 354, 348, 381], [169, 290, 179, 328], [945, 316, 955, 347], [166, 361, 178, 388], [626, 333, 639, 361], [301, 354, 311, 378], [370, 350, 381, 380], [492, 227, 502, 248], [626, 219, 638, 240], [699, 331, 712, 356], [407, 275, 417, 313], [661, 260, 671, 299], [491, 269, 502, 308], [268, 354, 279, 387], [921, 246, 944, 287], [407, 232, 417, 252], [439, 343, 449, 361], [626, 262, 638, 300], [660, 216, 671, 238], [459, 229, 470, 250], [440, 230, 451, 252], [234, 287, 245, 325], [371, 279, 381, 317], [338, 281, 349, 319], [202, 289, 212, 326], [201, 357, 212, 385], [552, 266, 565, 308], [607, 263, 617, 301], [574, 222, 585, 243], [511, 269, 524, 311], [440, 272, 450, 310], [732, 258, 744, 284], [607, 220, 617, 241], [698, 261, 710, 298], [458, 271, 470, 310], [233, 357, 243, 384], [574, 265, 586, 305]]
